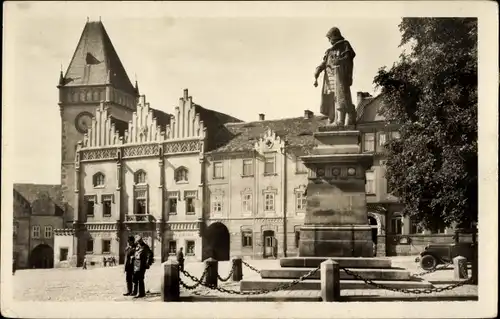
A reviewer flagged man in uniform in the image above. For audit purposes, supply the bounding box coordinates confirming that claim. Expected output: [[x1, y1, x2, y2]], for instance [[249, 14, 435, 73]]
[[123, 236, 136, 296], [176, 247, 185, 272]]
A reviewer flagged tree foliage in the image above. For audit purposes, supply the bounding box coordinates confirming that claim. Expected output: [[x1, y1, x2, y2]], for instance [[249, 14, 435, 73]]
[[373, 18, 478, 230]]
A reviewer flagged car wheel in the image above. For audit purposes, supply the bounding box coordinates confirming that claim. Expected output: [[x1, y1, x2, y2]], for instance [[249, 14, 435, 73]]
[[420, 255, 438, 271]]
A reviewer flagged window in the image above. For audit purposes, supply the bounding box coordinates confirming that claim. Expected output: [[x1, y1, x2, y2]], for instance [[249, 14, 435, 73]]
[[186, 198, 195, 214], [102, 195, 112, 217], [168, 198, 177, 214], [378, 132, 387, 146], [212, 195, 223, 214], [410, 219, 421, 234], [44, 226, 53, 238], [32, 225, 41, 239], [365, 171, 375, 194], [175, 167, 188, 182], [102, 239, 111, 254], [296, 160, 308, 174], [264, 156, 275, 175], [93, 172, 105, 187], [136, 199, 147, 215], [391, 131, 400, 139], [242, 193, 252, 214], [364, 133, 375, 152], [264, 193, 275, 212], [168, 241, 177, 255], [242, 231, 253, 247], [186, 241, 195, 256], [295, 231, 300, 248], [391, 215, 403, 235], [213, 162, 224, 179], [87, 239, 94, 253], [85, 197, 96, 216], [60, 248, 69, 261], [296, 192, 307, 212], [242, 159, 253, 176], [135, 170, 147, 184]]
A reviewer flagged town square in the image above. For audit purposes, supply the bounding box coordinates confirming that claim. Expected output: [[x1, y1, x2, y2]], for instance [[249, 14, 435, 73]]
[[2, 1, 498, 319]]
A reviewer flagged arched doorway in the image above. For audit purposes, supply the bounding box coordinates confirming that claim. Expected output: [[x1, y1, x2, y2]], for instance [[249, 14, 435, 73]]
[[263, 230, 277, 259], [204, 222, 230, 261], [30, 244, 54, 269], [368, 216, 378, 243]]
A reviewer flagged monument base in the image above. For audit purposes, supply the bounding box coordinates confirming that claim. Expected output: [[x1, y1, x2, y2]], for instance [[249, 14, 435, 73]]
[[299, 225, 374, 257]]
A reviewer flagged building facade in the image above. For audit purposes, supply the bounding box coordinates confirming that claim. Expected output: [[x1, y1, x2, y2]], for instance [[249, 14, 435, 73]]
[[15, 19, 457, 268]]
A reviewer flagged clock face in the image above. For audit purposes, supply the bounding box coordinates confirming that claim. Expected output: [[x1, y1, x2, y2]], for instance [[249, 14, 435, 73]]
[[75, 112, 93, 134]]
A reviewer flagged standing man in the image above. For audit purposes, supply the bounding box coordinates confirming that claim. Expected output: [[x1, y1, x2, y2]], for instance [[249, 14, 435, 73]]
[[123, 236, 136, 296], [82, 256, 87, 270], [176, 247, 185, 272], [132, 235, 153, 298]]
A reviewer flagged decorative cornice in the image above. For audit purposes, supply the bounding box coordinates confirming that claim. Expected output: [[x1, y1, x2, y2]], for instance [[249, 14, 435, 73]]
[[166, 222, 201, 231], [84, 223, 118, 231], [54, 228, 75, 236]]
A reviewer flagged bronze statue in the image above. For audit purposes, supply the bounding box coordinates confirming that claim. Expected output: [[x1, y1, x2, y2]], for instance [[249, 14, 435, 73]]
[[314, 27, 356, 126]]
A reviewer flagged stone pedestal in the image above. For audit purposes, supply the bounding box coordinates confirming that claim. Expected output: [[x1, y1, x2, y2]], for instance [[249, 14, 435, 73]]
[[299, 127, 374, 258]]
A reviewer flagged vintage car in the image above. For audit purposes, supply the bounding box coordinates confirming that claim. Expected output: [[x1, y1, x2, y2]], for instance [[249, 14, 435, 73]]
[[416, 228, 478, 271]]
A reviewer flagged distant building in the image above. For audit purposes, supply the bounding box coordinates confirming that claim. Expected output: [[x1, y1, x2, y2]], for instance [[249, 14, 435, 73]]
[[14, 20, 455, 268]]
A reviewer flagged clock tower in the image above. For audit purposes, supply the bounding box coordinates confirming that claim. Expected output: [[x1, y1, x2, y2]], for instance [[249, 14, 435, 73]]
[[57, 20, 139, 225]]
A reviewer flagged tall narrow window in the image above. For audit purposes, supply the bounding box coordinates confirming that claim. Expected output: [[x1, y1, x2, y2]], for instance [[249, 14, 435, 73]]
[[264, 193, 275, 212], [60, 248, 69, 261], [378, 132, 387, 146], [102, 239, 111, 254], [186, 198, 195, 214], [365, 171, 375, 194], [44, 226, 53, 238], [364, 133, 375, 152], [93, 172, 105, 187], [134, 189, 148, 215], [135, 170, 147, 184], [295, 192, 307, 212], [242, 159, 253, 177], [168, 241, 177, 255], [136, 199, 146, 214], [86, 198, 95, 216], [102, 195, 113, 217], [186, 241, 195, 256], [87, 239, 94, 253], [242, 193, 252, 215], [175, 167, 189, 183], [32, 225, 41, 239], [391, 215, 403, 235], [212, 195, 223, 214], [242, 231, 253, 247], [264, 156, 275, 175], [213, 162, 224, 179], [167, 191, 179, 215]]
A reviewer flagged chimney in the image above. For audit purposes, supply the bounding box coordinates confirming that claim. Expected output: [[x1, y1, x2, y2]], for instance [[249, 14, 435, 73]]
[[259, 113, 265, 121], [356, 91, 372, 106], [304, 110, 314, 119]]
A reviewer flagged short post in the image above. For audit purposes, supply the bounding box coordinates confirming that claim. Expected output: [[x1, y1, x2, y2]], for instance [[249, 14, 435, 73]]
[[453, 256, 468, 280], [320, 259, 340, 302], [204, 257, 218, 288], [161, 260, 180, 302], [232, 257, 243, 282]]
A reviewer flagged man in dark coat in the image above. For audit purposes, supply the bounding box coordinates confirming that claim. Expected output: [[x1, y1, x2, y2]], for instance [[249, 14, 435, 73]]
[[132, 235, 154, 298], [176, 247, 185, 272], [123, 236, 136, 296]]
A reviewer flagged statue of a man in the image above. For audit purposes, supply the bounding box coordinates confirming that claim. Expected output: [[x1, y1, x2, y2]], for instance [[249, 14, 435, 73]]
[[314, 27, 356, 126]]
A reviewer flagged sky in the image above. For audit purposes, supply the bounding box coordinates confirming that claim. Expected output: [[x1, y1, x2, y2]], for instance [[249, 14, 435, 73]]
[[4, 2, 406, 184]]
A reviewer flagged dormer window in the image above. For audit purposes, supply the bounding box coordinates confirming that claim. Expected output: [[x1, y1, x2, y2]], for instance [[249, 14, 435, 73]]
[[93, 172, 105, 187], [135, 170, 147, 184], [175, 167, 189, 183]]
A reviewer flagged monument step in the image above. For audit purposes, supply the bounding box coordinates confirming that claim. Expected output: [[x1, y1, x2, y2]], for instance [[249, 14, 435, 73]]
[[260, 267, 412, 281], [280, 257, 392, 269], [240, 279, 433, 291]]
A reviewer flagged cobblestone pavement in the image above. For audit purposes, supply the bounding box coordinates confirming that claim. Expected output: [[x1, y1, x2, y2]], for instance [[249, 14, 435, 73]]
[[12, 256, 477, 302]]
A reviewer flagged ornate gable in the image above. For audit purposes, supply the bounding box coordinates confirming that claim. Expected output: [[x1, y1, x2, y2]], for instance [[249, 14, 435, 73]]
[[81, 102, 124, 148], [254, 128, 285, 154], [166, 89, 206, 141], [124, 96, 166, 144]]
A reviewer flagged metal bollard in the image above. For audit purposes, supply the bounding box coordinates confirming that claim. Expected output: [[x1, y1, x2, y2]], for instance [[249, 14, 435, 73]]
[[320, 259, 340, 302], [232, 257, 243, 282], [204, 257, 218, 288], [161, 260, 180, 302], [453, 256, 468, 280]]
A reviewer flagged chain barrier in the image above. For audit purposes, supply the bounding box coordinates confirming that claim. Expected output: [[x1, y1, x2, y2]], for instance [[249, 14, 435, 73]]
[[241, 260, 262, 274], [179, 265, 320, 295], [217, 264, 235, 282], [411, 262, 453, 277], [341, 266, 472, 294], [180, 267, 208, 290]]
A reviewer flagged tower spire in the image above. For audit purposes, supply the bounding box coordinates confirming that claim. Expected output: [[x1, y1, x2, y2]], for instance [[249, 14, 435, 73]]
[[134, 73, 139, 95]]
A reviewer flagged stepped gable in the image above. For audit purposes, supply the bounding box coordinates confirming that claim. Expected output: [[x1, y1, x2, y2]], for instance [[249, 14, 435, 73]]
[[13, 183, 65, 215], [211, 115, 329, 156], [356, 94, 386, 122], [82, 102, 127, 147], [61, 20, 135, 95]]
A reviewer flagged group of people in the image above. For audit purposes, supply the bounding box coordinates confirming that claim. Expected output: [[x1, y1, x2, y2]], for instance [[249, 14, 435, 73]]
[[103, 256, 117, 267], [124, 235, 155, 298]]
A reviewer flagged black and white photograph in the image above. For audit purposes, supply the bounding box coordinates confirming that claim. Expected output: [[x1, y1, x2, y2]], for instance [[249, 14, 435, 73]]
[[1, 1, 497, 318]]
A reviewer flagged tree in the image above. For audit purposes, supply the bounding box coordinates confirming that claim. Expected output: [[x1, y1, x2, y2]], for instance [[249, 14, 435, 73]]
[[373, 18, 477, 230]]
